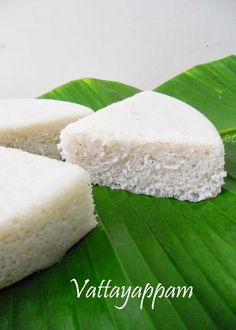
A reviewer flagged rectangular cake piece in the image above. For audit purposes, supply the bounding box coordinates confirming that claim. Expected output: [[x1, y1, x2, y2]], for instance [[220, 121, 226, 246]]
[[0, 147, 97, 289], [0, 99, 93, 159], [59, 91, 226, 202]]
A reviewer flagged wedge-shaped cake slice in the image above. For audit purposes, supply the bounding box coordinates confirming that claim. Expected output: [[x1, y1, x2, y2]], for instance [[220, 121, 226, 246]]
[[0, 147, 96, 289], [0, 99, 92, 159], [60, 91, 226, 202]]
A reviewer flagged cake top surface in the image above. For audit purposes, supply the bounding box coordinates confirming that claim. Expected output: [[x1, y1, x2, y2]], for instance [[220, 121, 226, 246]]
[[62, 91, 222, 146], [0, 99, 92, 129], [0, 147, 88, 223]]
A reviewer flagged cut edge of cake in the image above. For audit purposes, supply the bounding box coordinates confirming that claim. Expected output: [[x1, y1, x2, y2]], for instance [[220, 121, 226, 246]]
[[59, 91, 226, 202]]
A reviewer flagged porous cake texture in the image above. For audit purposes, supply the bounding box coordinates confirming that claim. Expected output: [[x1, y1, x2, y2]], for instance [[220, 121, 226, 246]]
[[0, 99, 92, 159], [60, 91, 226, 202], [0, 147, 96, 289]]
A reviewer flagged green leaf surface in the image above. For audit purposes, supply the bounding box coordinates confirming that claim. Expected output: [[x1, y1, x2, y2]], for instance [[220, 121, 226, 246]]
[[0, 56, 236, 330]]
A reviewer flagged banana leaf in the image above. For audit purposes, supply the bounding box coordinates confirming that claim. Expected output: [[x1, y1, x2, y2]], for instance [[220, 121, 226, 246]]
[[0, 55, 235, 330]]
